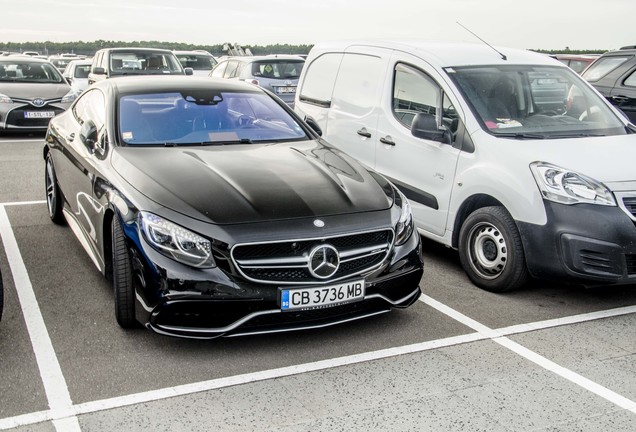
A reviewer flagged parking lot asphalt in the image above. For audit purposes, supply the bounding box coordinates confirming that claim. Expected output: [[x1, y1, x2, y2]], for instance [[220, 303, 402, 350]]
[[0, 136, 635, 431]]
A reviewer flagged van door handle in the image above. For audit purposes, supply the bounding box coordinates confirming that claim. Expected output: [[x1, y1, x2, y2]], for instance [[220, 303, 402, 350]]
[[380, 136, 395, 146], [357, 128, 371, 138], [66, 133, 75, 142]]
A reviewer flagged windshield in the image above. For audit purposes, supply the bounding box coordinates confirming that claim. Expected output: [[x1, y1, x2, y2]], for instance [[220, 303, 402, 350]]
[[0, 60, 64, 83], [251, 61, 304, 79], [110, 51, 183, 75], [176, 54, 217, 70], [447, 65, 627, 138], [119, 90, 308, 145]]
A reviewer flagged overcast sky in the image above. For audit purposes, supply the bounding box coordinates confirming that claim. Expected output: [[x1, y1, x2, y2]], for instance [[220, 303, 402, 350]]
[[2, 0, 635, 50]]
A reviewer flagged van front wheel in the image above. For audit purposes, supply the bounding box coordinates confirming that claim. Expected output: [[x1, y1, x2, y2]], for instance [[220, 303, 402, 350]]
[[459, 206, 529, 292]]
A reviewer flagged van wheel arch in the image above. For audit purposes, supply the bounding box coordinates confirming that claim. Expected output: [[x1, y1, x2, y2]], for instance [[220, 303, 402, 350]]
[[452, 194, 504, 249]]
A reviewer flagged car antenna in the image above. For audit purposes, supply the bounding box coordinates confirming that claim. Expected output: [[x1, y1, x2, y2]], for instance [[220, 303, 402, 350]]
[[457, 22, 507, 60]]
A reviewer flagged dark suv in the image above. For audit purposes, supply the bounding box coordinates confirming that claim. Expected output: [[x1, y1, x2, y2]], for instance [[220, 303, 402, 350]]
[[88, 47, 192, 85], [581, 47, 636, 123]]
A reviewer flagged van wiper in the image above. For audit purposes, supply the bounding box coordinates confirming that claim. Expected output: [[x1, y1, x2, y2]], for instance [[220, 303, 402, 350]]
[[495, 132, 546, 139], [548, 133, 605, 138]]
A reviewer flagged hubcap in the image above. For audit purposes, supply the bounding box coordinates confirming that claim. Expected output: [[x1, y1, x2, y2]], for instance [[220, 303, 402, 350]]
[[467, 222, 507, 280]]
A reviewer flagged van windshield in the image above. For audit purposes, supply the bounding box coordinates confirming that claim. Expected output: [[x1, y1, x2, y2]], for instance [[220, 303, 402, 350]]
[[446, 65, 627, 138]]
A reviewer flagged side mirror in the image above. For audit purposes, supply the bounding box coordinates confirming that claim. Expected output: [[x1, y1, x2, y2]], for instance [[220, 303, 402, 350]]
[[65, 77, 73, 84], [304, 116, 322, 136], [79, 120, 98, 151], [184, 67, 194, 76], [92, 67, 106, 75], [411, 112, 452, 145]]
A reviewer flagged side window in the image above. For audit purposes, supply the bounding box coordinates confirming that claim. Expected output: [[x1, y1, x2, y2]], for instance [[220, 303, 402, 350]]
[[582, 56, 630, 82], [298, 53, 343, 105], [211, 61, 227, 78], [73, 89, 105, 128], [393, 63, 441, 128], [624, 70, 636, 87], [331, 53, 384, 116], [224, 61, 240, 78]]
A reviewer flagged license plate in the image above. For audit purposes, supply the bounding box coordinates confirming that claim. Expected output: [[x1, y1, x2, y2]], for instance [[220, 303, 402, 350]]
[[280, 280, 365, 311], [24, 111, 55, 118], [276, 86, 296, 94]]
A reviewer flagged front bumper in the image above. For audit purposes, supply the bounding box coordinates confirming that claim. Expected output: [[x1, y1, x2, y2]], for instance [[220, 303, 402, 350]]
[[518, 200, 636, 286], [0, 102, 69, 131], [129, 221, 423, 339]]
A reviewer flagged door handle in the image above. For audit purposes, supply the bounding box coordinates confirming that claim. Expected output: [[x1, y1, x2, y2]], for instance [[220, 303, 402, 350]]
[[356, 128, 371, 138], [611, 95, 630, 103], [380, 136, 395, 146], [66, 133, 75, 142]]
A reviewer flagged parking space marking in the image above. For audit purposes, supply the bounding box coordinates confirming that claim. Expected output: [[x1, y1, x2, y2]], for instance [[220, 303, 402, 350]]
[[1, 198, 635, 429], [0, 205, 81, 432], [420, 294, 636, 415]]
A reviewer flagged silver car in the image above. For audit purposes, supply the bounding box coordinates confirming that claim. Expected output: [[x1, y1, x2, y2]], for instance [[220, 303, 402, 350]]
[[62, 59, 92, 93], [0, 56, 78, 133], [210, 55, 305, 107]]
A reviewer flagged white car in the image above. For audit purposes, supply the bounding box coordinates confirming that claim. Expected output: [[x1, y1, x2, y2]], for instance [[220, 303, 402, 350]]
[[173, 50, 217, 77], [62, 59, 92, 93], [295, 40, 636, 292]]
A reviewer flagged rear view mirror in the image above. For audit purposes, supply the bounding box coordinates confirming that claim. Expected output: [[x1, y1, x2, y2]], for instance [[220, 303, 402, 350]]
[[92, 67, 105, 75], [411, 113, 452, 145], [304, 116, 322, 136], [184, 67, 194, 76]]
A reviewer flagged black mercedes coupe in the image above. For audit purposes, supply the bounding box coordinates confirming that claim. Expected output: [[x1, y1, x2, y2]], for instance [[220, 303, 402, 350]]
[[44, 76, 423, 338]]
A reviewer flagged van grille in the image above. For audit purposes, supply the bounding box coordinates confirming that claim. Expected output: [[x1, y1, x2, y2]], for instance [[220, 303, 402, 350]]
[[232, 229, 394, 285]]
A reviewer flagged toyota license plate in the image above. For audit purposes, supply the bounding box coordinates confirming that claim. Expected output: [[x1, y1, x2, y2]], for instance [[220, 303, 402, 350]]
[[276, 86, 296, 94], [24, 111, 55, 119], [280, 280, 364, 311]]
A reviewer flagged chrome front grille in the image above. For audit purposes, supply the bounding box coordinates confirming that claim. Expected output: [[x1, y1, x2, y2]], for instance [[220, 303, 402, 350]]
[[231, 229, 394, 285], [622, 197, 636, 218]]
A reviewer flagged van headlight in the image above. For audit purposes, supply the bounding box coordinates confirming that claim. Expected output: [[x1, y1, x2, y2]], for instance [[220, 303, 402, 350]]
[[530, 162, 616, 206], [394, 188, 414, 245], [139, 212, 215, 268]]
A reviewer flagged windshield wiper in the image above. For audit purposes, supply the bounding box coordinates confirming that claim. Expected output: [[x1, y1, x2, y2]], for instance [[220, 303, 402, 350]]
[[495, 132, 547, 139]]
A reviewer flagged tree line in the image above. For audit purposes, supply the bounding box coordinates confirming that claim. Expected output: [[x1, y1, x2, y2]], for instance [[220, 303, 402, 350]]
[[0, 40, 313, 57]]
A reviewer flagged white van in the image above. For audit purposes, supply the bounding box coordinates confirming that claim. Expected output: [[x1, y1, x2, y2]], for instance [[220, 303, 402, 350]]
[[295, 40, 636, 292]]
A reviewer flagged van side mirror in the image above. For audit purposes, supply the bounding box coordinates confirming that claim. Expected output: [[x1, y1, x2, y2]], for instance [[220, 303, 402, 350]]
[[184, 67, 194, 76], [411, 113, 452, 145], [92, 67, 106, 75], [304, 116, 322, 136], [80, 120, 98, 151]]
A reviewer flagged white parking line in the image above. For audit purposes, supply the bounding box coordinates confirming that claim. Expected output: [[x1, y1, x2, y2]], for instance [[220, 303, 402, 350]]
[[0, 206, 81, 432], [1, 199, 635, 429], [420, 294, 636, 415]]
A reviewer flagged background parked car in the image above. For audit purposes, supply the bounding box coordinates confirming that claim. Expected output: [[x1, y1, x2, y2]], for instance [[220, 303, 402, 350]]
[[549, 53, 599, 74], [0, 266, 3, 322], [62, 59, 92, 93], [88, 47, 192, 84], [0, 56, 78, 133], [210, 55, 305, 107], [581, 47, 636, 123], [174, 50, 217, 76]]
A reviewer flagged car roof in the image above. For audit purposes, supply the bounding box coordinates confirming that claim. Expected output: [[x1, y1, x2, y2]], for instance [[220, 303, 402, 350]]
[[173, 50, 214, 56], [310, 40, 564, 68], [97, 75, 262, 95], [0, 56, 50, 63], [99, 47, 175, 54], [599, 48, 636, 56], [222, 55, 305, 63]]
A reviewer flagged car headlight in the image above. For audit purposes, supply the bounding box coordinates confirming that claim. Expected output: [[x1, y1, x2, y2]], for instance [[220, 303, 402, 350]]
[[0, 93, 13, 104], [394, 187, 414, 245], [530, 162, 616, 206], [61, 89, 80, 104], [139, 212, 215, 268]]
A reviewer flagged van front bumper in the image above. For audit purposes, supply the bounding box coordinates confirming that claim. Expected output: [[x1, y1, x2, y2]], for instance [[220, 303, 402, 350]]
[[518, 200, 636, 286]]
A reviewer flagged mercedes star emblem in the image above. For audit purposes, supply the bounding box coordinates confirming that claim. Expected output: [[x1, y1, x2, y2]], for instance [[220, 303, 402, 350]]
[[308, 244, 340, 279]]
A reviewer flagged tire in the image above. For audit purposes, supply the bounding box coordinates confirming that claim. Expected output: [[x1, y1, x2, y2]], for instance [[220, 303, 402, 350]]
[[458, 206, 529, 292], [45, 154, 65, 225], [111, 216, 136, 328]]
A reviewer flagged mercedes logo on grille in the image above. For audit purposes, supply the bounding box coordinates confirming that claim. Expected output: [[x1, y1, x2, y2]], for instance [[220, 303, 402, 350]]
[[32, 98, 45, 107], [308, 244, 340, 279]]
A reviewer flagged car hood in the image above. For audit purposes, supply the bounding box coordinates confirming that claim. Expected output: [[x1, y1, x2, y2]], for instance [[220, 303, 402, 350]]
[[111, 141, 392, 224], [0, 82, 70, 99]]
